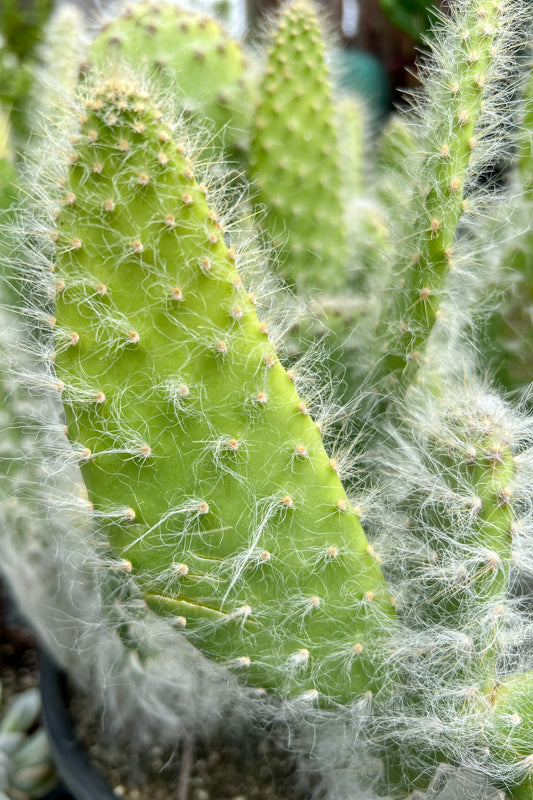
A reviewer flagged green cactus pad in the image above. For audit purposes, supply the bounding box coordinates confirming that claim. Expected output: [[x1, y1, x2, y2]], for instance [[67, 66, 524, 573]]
[[50, 76, 394, 704], [248, 0, 348, 293], [89, 1, 250, 153]]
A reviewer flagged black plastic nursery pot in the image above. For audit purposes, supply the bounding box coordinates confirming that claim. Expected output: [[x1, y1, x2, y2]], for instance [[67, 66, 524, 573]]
[[39, 651, 116, 800], [39, 650, 310, 800]]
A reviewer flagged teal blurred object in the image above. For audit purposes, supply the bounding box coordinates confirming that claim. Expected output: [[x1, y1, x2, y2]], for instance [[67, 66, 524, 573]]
[[335, 48, 390, 121], [378, 0, 436, 41]]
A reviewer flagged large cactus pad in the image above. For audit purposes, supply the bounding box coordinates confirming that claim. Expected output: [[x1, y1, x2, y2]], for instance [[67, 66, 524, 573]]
[[50, 76, 394, 704]]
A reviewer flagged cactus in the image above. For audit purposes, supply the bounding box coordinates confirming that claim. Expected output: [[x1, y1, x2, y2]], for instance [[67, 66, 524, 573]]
[[248, 0, 348, 293], [89, 1, 251, 155], [43, 74, 395, 703], [1, 0, 533, 798], [0, 681, 58, 800], [370, 0, 515, 392], [481, 68, 533, 392]]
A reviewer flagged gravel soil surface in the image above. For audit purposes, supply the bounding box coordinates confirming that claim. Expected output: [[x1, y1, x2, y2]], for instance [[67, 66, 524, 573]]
[[1, 579, 320, 800]]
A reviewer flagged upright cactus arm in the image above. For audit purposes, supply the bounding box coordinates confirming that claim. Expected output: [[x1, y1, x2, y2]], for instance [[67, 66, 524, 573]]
[[33, 73, 395, 706], [370, 379, 533, 798], [402, 389, 515, 670], [89, 1, 252, 155], [375, 0, 518, 390], [248, 0, 348, 293]]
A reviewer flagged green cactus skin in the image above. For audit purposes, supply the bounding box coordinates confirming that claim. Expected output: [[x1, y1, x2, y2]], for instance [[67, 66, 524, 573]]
[[402, 390, 515, 674], [0, 682, 58, 800], [89, 1, 251, 155], [374, 0, 508, 391], [48, 75, 395, 705], [488, 672, 533, 800], [370, 382, 533, 799], [248, 0, 349, 293], [275, 88, 389, 404], [483, 69, 533, 392]]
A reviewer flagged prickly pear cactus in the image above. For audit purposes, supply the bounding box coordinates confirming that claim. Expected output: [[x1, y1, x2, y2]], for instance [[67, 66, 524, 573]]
[[336, 95, 364, 199], [90, 1, 251, 154], [46, 74, 395, 704], [0, 681, 57, 800], [249, 0, 349, 293]]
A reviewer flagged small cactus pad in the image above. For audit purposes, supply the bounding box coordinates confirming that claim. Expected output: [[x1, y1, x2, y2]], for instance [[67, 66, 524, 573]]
[[248, 0, 348, 293], [50, 77, 394, 704], [90, 1, 250, 152]]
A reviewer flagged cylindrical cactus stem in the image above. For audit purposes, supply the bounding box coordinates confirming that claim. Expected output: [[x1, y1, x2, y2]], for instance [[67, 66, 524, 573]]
[[336, 95, 364, 199], [378, 379, 533, 797], [38, 72, 395, 705], [248, 0, 349, 293], [374, 0, 519, 391], [89, 1, 252, 156], [409, 390, 515, 675]]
